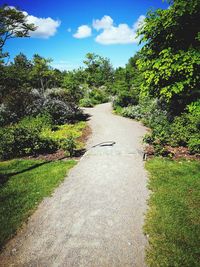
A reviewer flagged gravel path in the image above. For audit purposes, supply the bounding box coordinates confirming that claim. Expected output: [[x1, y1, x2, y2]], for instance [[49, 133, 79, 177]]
[[0, 103, 149, 267]]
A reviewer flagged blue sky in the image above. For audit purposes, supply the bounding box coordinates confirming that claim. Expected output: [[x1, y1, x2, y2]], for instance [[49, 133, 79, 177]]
[[4, 0, 169, 70]]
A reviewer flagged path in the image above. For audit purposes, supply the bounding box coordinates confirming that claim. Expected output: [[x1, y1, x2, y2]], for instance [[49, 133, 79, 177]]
[[0, 103, 148, 267]]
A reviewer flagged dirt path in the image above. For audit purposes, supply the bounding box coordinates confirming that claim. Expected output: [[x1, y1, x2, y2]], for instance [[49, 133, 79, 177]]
[[0, 103, 149, 267]]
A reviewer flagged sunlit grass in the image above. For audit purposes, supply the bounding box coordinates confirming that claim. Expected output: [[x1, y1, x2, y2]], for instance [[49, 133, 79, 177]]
[[145, 158, 200, 267], [0, 159, 76, 248]]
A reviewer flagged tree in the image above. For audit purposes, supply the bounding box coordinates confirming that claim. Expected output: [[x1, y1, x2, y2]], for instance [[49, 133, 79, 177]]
[[83, 53, 114, 87], [0, 5, 35, 59], [62, 71, 84, 109], [30, 54, 53, 92], [137, 0, 200, 115], [112, 54, 143, 107]]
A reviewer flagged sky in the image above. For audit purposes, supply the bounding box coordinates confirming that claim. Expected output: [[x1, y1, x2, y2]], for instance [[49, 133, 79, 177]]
[[3, 0, 169, 70]]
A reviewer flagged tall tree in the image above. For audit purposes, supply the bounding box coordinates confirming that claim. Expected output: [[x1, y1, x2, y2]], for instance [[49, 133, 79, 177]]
[[137, 0, 200, 115]]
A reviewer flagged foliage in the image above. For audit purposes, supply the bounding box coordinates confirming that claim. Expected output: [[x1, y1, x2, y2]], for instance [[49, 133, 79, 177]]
[[62, 70, 84, 106], [43, 99, 75, 125], [118, 97, 200, 154], [88, 87, 109, 104], [145, 158, 200, 267], [112, 54, 143, 107], [137, 0, 200, 115], [64, 135, 77, 157], [41, 121, 86, 150], [83, 53, 114, 87], [0, 5, 35, 59], [0, 115, 58, 159], [0, 116, 87, 160], [79, 98, 94, 107], [120, 105, 143, 120], [30, 54, 54, 91], [0, 159, 76, 248]]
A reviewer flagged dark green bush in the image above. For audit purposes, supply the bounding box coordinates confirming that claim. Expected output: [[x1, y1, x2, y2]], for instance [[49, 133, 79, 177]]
[[113, 90, 138, 108], [43, 99, 75, 125], [0, 104, 18, 127], [0, 115, 58, 159]]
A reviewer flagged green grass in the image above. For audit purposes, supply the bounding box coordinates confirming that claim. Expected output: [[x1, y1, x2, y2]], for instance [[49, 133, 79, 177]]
[[0, 158, 76, 248], [145, 158, 200, 267]]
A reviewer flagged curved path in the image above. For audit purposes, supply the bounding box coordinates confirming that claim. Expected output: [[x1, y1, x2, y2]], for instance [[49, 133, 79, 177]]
[[0, 103, 148, 267]]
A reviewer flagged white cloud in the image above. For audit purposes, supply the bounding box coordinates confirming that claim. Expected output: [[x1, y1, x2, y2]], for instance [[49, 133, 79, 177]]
[[93, 15, 113, 30], [7, 7, 60, 39], [94, 15, 145, 45], [73, 25, 92, 39], [24, 12, 61, 38], [67, 28, 72, 33]]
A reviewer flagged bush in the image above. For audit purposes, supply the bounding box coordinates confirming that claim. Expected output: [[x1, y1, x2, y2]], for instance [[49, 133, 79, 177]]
[[88, 88, 109, 105], [79, 98, 94, 107], [43, 99, 75, 125], [0, 104, 18, 127], [170, 104, 200, 152], [113, 91, 135, 108], [121, 105, 143, 120], [0, 115, 58, 160], [119, 98, 171, 146], [63, 135, 77, 157], [188, 135, 200, 154]]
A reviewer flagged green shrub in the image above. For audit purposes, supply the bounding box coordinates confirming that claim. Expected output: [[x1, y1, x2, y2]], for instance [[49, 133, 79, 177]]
[[119, 98, 171, 146], [0, 115, 58, 159], [43, 99, 75, 125], [88, 88, 109, 104], [188, 135, 200, 154], [121, 105, 143, 120], [0, 127, 15, 159], [79, 98, 94, 107], [63, 135, 77, 157], [113, 90, 137, 108]]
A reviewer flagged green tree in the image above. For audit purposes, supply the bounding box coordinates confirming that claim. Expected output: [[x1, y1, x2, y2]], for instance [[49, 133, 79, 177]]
[[0, 5, 35, 59], [30, 54, 53, 92], [62, 71, 84, 108], [137, 0, 200, 115], [83, 53, 114, 87], [112, 54, 143, 107]]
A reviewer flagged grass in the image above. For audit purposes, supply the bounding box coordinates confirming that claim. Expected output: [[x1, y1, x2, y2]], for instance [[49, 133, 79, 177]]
[[145, 158, 200, 267], [0, 158, 76, 249]]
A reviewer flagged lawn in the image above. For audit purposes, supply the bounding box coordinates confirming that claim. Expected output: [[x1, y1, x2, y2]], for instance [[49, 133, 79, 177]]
[[0, 159, 76, 249], [145, 158, 200, 267]]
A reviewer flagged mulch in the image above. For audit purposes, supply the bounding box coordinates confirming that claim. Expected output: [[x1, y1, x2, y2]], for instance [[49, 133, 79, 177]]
[[145, 144, 200, 161]]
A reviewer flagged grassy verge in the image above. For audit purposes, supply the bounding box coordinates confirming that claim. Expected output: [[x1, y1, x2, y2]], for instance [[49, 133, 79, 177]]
[[145, 158, 200, 266], [0, 159, 76, 248]]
